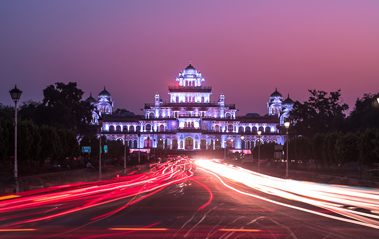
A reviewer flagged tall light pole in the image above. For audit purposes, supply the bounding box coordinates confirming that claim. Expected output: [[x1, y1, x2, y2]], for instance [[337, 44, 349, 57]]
[[284, 121, 290, 179], [224, 140, 226, 161], [123, 128, 127, 173], [9, 85, 22, 193], [257, 130, 261, 172], [154, 138, 156, 157], [138, 133, 141, 163], [98, 117, 103, 181]]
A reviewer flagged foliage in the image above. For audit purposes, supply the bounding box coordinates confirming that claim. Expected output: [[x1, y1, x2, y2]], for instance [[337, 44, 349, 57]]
[[290, 90, 348, 137], [346, 93, 379, 132], [39, 125, 62, 165], [312, 133, 326, 166], [357, 128, 379, 167], [40, 82, 94, 135]]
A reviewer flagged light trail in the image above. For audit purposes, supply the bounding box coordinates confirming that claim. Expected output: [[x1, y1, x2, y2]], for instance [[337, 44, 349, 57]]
[[195, 159, 379, 230], [0, 157, 195, 231]]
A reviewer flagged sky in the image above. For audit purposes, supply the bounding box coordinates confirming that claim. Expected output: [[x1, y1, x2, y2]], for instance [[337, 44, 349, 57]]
[[1, 0, 379, 116]]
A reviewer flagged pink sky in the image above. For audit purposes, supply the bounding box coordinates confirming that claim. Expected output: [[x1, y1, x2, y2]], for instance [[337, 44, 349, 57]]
[[1, 0, 379, 116]]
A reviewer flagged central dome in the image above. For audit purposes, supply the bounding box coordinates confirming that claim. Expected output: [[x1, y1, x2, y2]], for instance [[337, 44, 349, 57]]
[[183, 63, 197, 75]]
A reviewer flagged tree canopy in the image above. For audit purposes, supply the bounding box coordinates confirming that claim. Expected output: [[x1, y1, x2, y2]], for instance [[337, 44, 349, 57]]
[[289, 89, 348, 137]]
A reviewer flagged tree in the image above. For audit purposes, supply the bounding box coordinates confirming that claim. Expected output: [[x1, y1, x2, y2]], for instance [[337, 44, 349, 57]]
[[357, 128, 379, 167], [290, 90, 349, 137], [312, 133, 326, 168], [41, 82, 94, 135], [0, 118, 11, 162], [322, 132, 342, 167], [39, 125, 62, 166], [0, 103, 14, 120], [335, 132, 359, 177], [292, 137, 312, 162], [346, 93, 379, 132]]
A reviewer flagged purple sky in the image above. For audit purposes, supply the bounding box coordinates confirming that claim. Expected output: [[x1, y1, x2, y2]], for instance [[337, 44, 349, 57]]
[[1, 0, 379, 116]]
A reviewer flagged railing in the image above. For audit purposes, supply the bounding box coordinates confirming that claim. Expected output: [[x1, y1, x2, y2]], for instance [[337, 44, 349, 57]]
[[144, 102, 236, 109], [168, 86, 212, 90]]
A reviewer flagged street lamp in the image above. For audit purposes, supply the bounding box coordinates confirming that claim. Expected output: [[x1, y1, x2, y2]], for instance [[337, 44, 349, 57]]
[[123, 128, 127, 173], [98, 117, 103, 181], [224, 140, 227, 161], [138, 133, 141, 163], [154, 138, 156, 157], [9, 85, 22, 192], [284, 121, 290, 179], [257, 130, 261, 172]]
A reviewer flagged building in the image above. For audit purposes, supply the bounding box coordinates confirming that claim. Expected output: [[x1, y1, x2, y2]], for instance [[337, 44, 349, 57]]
[[86, 64, 294, 153]]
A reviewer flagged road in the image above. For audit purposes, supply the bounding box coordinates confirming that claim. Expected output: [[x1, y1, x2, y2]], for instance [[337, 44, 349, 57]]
[[1, 158, 379, 238]]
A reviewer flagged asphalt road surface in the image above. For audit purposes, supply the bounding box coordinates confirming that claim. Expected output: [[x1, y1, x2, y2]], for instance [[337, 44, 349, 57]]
[[1, 158, 379, 239]]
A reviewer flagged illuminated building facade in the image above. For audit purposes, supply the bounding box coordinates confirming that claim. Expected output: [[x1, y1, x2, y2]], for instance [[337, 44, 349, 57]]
[[87, 64, 294, 152]]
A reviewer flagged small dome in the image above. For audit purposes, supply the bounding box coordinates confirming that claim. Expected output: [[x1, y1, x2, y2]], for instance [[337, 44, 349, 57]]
[[283, 94, 294, 105], [185, 64, 196, 70], [183, 63, 197, 75], [99, 86, 111, 96], [270, 88, 282, 97], [85, 93, 97, 103]]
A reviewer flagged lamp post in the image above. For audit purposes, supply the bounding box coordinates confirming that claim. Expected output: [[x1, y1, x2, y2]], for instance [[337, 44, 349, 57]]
[[138, 133, 141, 163], [154, 138, 156, 157], [224, 140, 226, 161], [98, 117, 103, 181], [123, 128, 127, 173], [147, 136, 150, 161], [284, 121, 290, 179], [9, 85, 22, 193], [257, 130, 261, 172]]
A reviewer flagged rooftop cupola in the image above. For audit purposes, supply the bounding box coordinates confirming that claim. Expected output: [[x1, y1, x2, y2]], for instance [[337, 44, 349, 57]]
[[176, 63, 205, 87]]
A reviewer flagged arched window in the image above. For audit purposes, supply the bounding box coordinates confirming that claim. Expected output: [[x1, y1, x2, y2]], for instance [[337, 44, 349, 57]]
[[191, 122, 194, 128], [259, 126, 264, 132], [129, 126, 134, 132], [245, 127, 251, 133], [201, 97, 204, 103], [200, 139, 206, 150], [109, 125, 115, 132], [145, 124, 151, 131], [228, 125, 233, 132], [252, 126, 257, 132], [226, 113, 231, 119], [176, 96, 179, 102], [238, 126, 244, 133], [265, 127, 271, 133], [160, 125, 164, 132], [123, 126, 128, 132], [136, 126, 141, 132], [184, 122, 187, 128], [149, 113, 154, 119], [172, 139, 178, 150], [215, 125, 220, 132]]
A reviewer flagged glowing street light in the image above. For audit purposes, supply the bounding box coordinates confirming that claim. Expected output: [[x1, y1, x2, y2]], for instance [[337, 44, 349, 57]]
[[257, 130, 262, 172], [9, 85, 22, 192], [284, 121, 290, 179], [98, 117, 103, 181], [123, 128, 127, 173]]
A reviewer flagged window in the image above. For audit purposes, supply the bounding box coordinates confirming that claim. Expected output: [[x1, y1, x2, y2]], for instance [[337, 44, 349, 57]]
[[146, 124, 151, 131]]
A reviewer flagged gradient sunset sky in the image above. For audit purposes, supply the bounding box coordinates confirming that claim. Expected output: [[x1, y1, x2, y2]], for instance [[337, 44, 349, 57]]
[[1, 0, 379, 116]]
